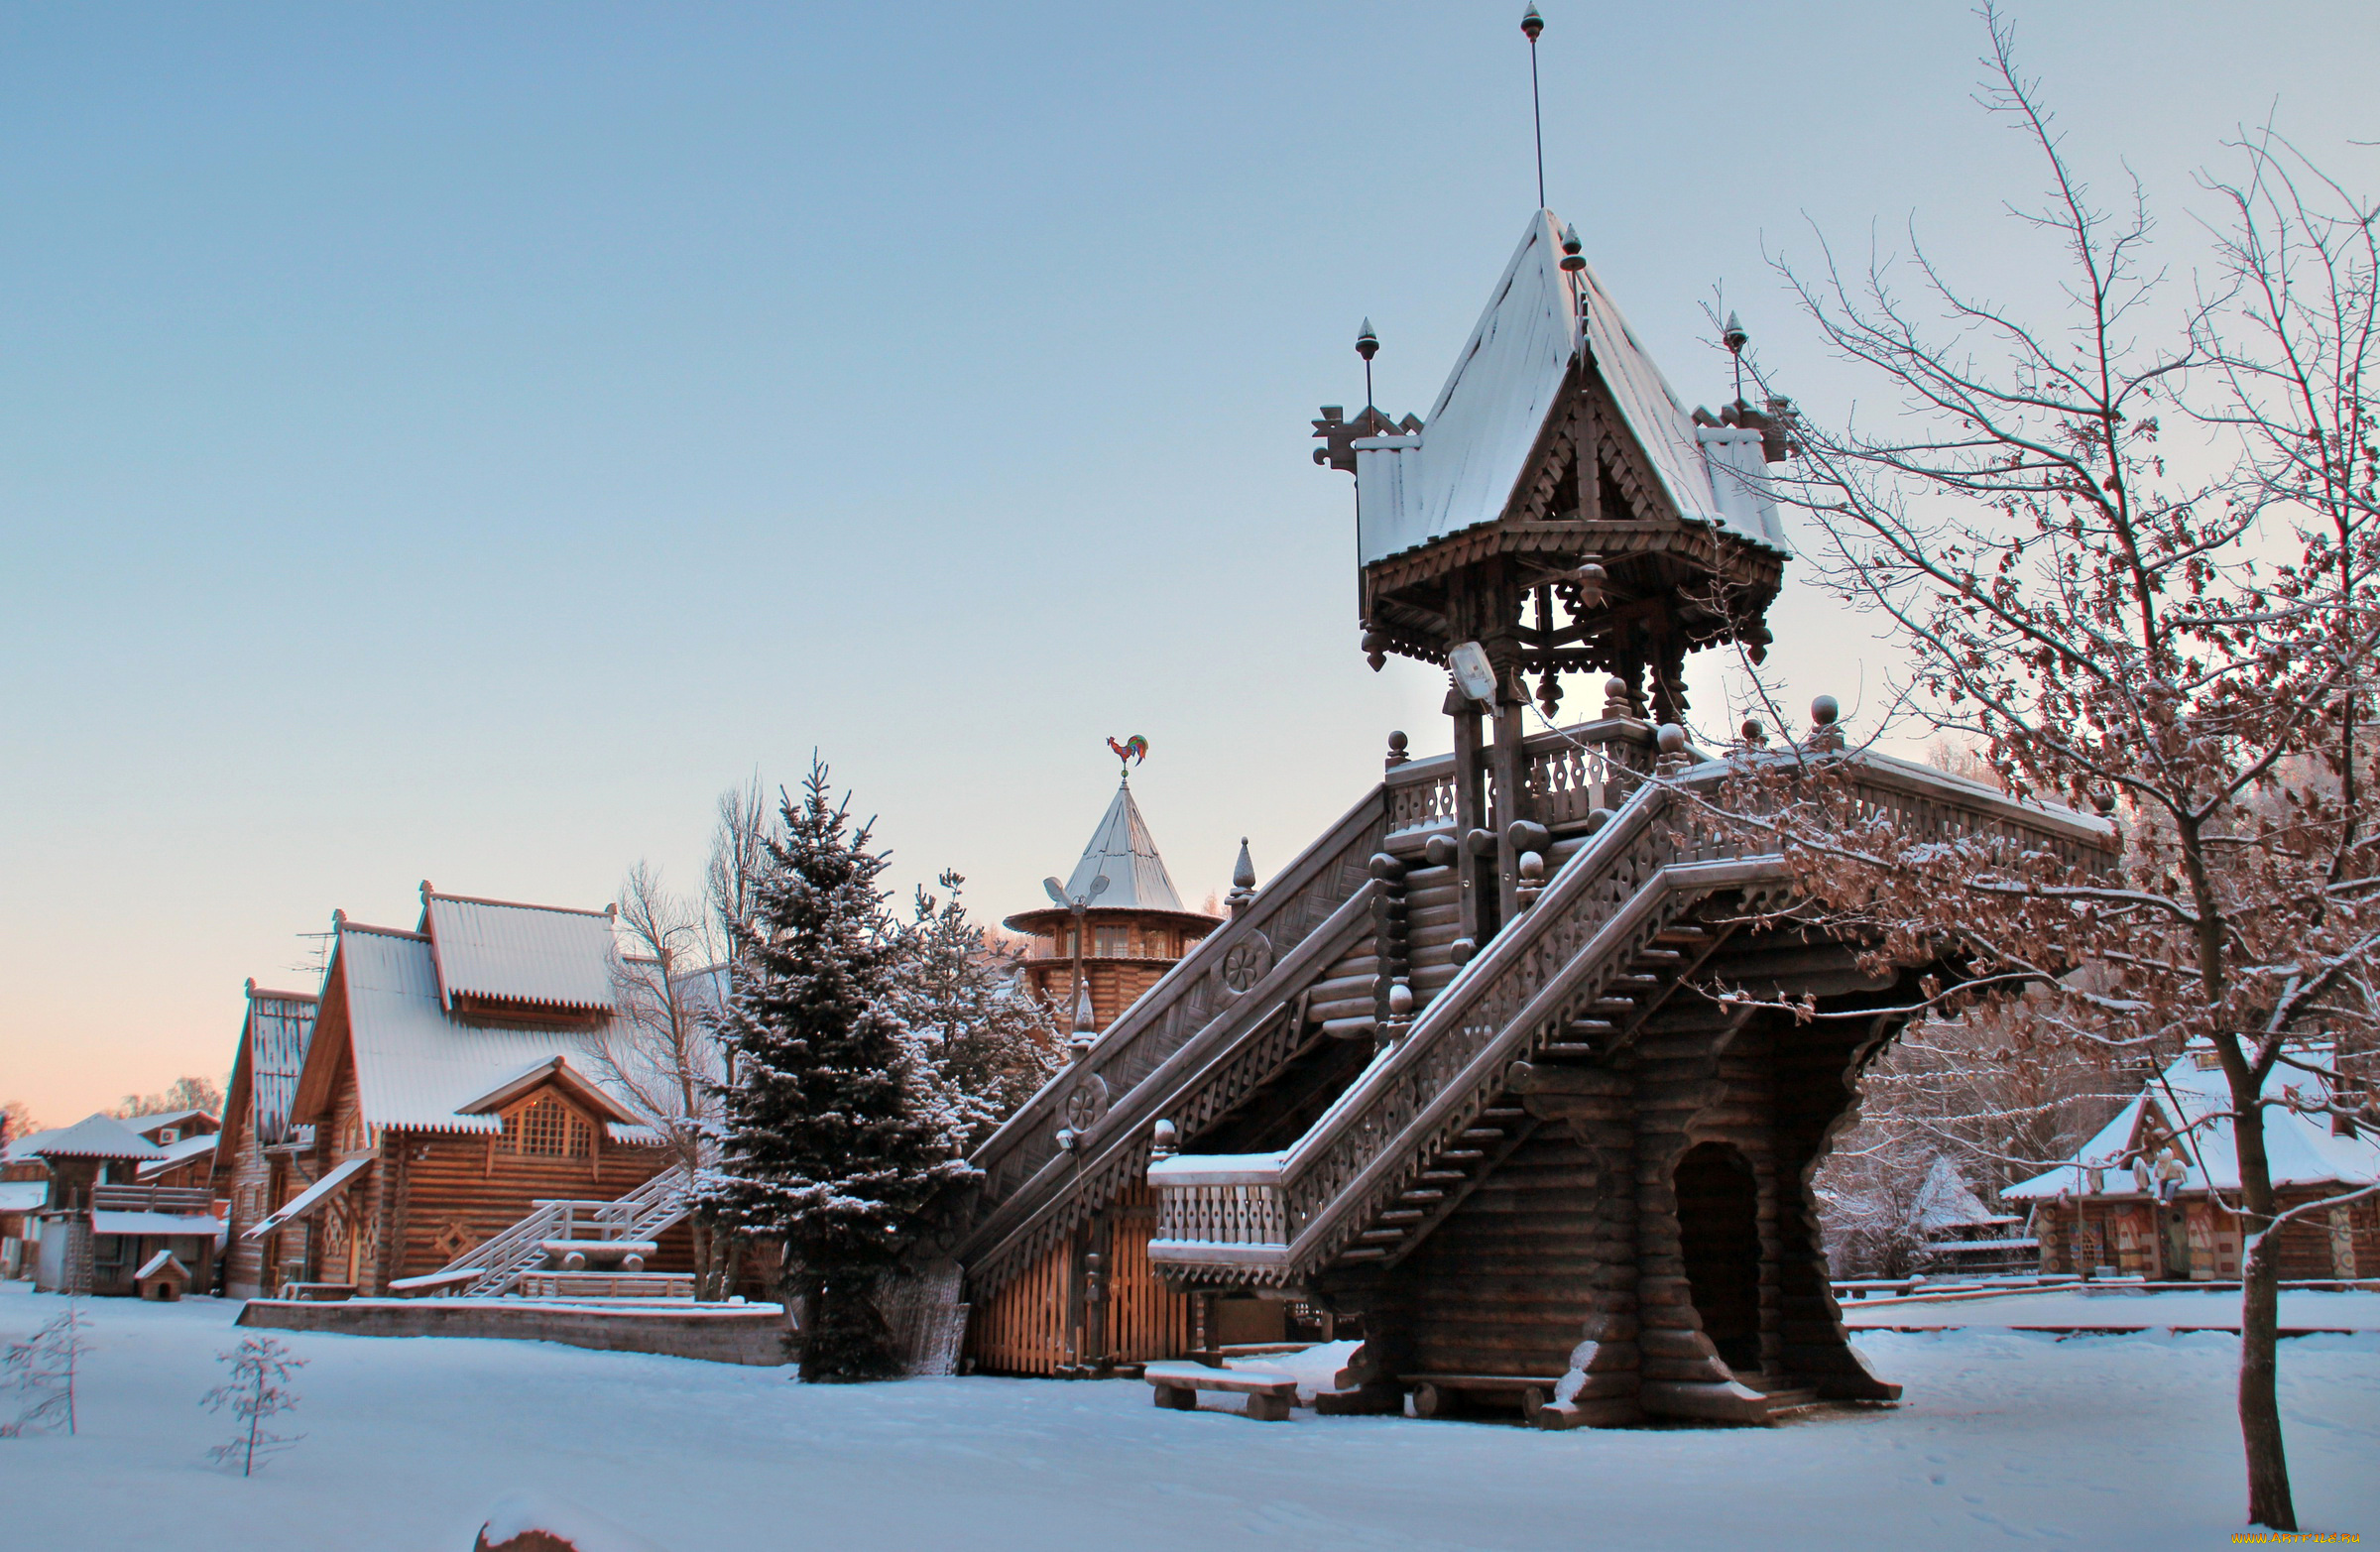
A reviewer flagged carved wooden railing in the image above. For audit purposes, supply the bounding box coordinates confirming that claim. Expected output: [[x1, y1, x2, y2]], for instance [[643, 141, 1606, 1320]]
[[954, 780, 1392, 1295], [957, 721, 1669, 1299], [1146, 750, 2117, 1283], [1383, 720, 1654, 838]]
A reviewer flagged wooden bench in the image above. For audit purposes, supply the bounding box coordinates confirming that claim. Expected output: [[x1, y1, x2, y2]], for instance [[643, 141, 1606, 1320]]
[[1143, 1360, 1299, 1421]]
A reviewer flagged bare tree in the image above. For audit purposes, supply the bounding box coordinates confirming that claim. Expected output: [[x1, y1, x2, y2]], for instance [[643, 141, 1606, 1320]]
[[1691, 9, 2378, 1528], [593, 863, 736, 1299], [114, 1076, 226, 1120], [707, 772, 774, 950]]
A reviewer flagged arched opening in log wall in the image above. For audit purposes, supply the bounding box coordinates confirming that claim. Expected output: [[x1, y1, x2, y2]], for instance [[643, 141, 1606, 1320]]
[[1675, 1141, 1761, 1373]]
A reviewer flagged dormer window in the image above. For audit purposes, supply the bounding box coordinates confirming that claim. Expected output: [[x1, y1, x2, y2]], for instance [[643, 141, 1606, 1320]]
[[499, 1095, 593, 1158], [157, 1128, 179, 1145]]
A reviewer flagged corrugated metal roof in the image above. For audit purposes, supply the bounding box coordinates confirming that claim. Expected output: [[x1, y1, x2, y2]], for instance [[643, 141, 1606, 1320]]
[[249, 989, 318, 1147], [1062, 778, 1185, 912], [2005, 1044, 2379, 1199], [338, 923, 649, 1136], [1355, 209, 1786, 567], [422, 889, 619, 1013], [26, 1114, 169, 1161]]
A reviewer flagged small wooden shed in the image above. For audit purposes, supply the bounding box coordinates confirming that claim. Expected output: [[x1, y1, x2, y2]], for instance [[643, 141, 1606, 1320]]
[[136, 1249, 191, 1301]]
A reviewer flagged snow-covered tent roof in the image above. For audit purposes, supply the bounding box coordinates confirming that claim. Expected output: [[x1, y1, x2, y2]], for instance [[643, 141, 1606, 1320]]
[[1913, 1154, 1996, 1233], [26, 1114, 169, 1162], [325, 920, 656, 1141], [137, 1132, 220, 1179], [420, 886, 619, 1014], [1063, 778, 1186, 913], [1353, 210, 1788, 567], [2005, 1043, 2379, 1199]]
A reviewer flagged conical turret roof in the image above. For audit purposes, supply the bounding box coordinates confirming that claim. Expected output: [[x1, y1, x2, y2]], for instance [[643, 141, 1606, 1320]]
[[1062, 777, 1184, 911]]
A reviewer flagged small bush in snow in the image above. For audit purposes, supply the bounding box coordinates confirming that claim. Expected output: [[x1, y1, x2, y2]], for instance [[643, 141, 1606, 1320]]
[[201, 1334, 305, 1475], [1, 1303, 93, 1437]]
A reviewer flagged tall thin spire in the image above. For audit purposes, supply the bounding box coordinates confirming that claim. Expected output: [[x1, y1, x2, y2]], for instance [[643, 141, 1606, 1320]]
[[1521, 6, 1547, 210]]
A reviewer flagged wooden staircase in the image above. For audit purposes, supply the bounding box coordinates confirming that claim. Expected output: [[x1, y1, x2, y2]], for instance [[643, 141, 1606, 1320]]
[[421, 1166, 692, 1297]]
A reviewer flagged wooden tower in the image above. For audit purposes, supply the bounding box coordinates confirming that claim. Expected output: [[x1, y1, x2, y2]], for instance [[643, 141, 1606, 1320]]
[[1004, 774, 1224, 1038], [1316, 211, 1791, 954]]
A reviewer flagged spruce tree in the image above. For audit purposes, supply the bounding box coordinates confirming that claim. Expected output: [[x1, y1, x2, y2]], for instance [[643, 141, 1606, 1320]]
[[897, 871, 1065, 1151], [697, 761, 973, 1381]]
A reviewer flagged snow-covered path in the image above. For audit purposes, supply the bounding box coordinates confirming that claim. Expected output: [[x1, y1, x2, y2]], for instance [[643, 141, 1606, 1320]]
[[1, 1281, 2374, 1551]]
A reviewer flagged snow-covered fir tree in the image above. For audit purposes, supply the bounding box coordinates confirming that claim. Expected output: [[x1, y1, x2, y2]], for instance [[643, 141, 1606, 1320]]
[[897, 870, 1064, 1151], [696, 761, 975, 1381]]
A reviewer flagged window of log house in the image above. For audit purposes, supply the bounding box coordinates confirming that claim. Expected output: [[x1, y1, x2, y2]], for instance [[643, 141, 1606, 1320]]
[[1094, 925, 1129, 956], [499, 1095, 593, 1158], [1142, 928, 1169, 957]]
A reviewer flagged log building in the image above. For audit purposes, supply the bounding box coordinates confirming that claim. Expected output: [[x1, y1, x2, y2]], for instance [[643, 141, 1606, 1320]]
[[2006, 1043, 2379, 1282], [948, 210, 2119, 1424], [232, 885, 694, 1298]]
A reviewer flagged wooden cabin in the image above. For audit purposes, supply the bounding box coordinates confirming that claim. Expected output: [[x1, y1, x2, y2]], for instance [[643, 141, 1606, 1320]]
[[949, 211, 2119, 1424], [240, 885, 693, 1298], [2006, 1043, 2379, 1282], [14, 1114, 225, 1297]]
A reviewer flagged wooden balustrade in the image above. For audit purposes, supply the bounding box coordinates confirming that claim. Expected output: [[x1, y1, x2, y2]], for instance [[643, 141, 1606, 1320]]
[[91, 1185, 215, 1215], [1147, 753, 2116, 1279], [1151, 1181, 1291, 1248]]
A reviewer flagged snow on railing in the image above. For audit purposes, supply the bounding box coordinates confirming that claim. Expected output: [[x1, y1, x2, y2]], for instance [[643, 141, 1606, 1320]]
[[1147, 755, 2115, 1284]]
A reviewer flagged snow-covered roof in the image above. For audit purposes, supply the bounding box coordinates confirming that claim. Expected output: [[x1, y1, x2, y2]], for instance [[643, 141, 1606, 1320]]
[[92, 1210, 223, 1239], [128, 1109, 214, 1139], [246, 985, 318, 1147], [421, 887, 619, 1014], [1913, 1155, 1995, 1232], [335, 921, 654, 1137], [1353, 209, 1788, 567], [244, 1154, 372, 1239], [0, 1180, 48, 1213], [26, 1114, 170, 1161], [1062, 778, 1186, 913], [137, 1133, 220, 1178], [2006, 1043, 2380, 1199], [135, 1249, 190, 1280]]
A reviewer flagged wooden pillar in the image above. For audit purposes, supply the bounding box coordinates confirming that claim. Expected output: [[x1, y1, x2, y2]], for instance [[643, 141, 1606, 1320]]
[[1449, 688, 1489, 950], [1490, 683, 1528, 926]]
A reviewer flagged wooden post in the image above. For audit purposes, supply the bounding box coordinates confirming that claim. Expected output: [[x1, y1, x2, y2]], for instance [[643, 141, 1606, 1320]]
[[1490, 681, 1528, 927], [1449, 688, 1489, 950]]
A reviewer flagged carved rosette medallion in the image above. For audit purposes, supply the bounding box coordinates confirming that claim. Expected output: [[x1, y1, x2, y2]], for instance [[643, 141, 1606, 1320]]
[[1061, 1074, 1111, 1134], [1220, 931, 1274, 996]]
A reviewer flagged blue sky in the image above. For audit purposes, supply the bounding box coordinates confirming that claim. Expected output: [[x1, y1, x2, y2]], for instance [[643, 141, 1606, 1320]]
[[4, 2, 2375, 1120]]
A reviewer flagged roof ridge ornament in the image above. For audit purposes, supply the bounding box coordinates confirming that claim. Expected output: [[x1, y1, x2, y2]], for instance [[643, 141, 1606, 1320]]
[[1520, 6, 1547, 211]]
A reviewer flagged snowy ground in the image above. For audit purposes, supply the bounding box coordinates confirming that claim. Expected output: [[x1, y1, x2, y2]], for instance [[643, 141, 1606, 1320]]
[[1844, 1287, 2380, 1331], [2, 1281, 2375, 1552]]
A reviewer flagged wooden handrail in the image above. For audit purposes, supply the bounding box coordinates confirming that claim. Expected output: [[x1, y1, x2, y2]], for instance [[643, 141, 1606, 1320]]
[[1146, 754, 2117, 1283]]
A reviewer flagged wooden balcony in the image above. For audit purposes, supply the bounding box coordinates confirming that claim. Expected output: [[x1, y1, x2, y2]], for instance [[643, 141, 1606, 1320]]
[[92, 1185, 216, 1215]]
